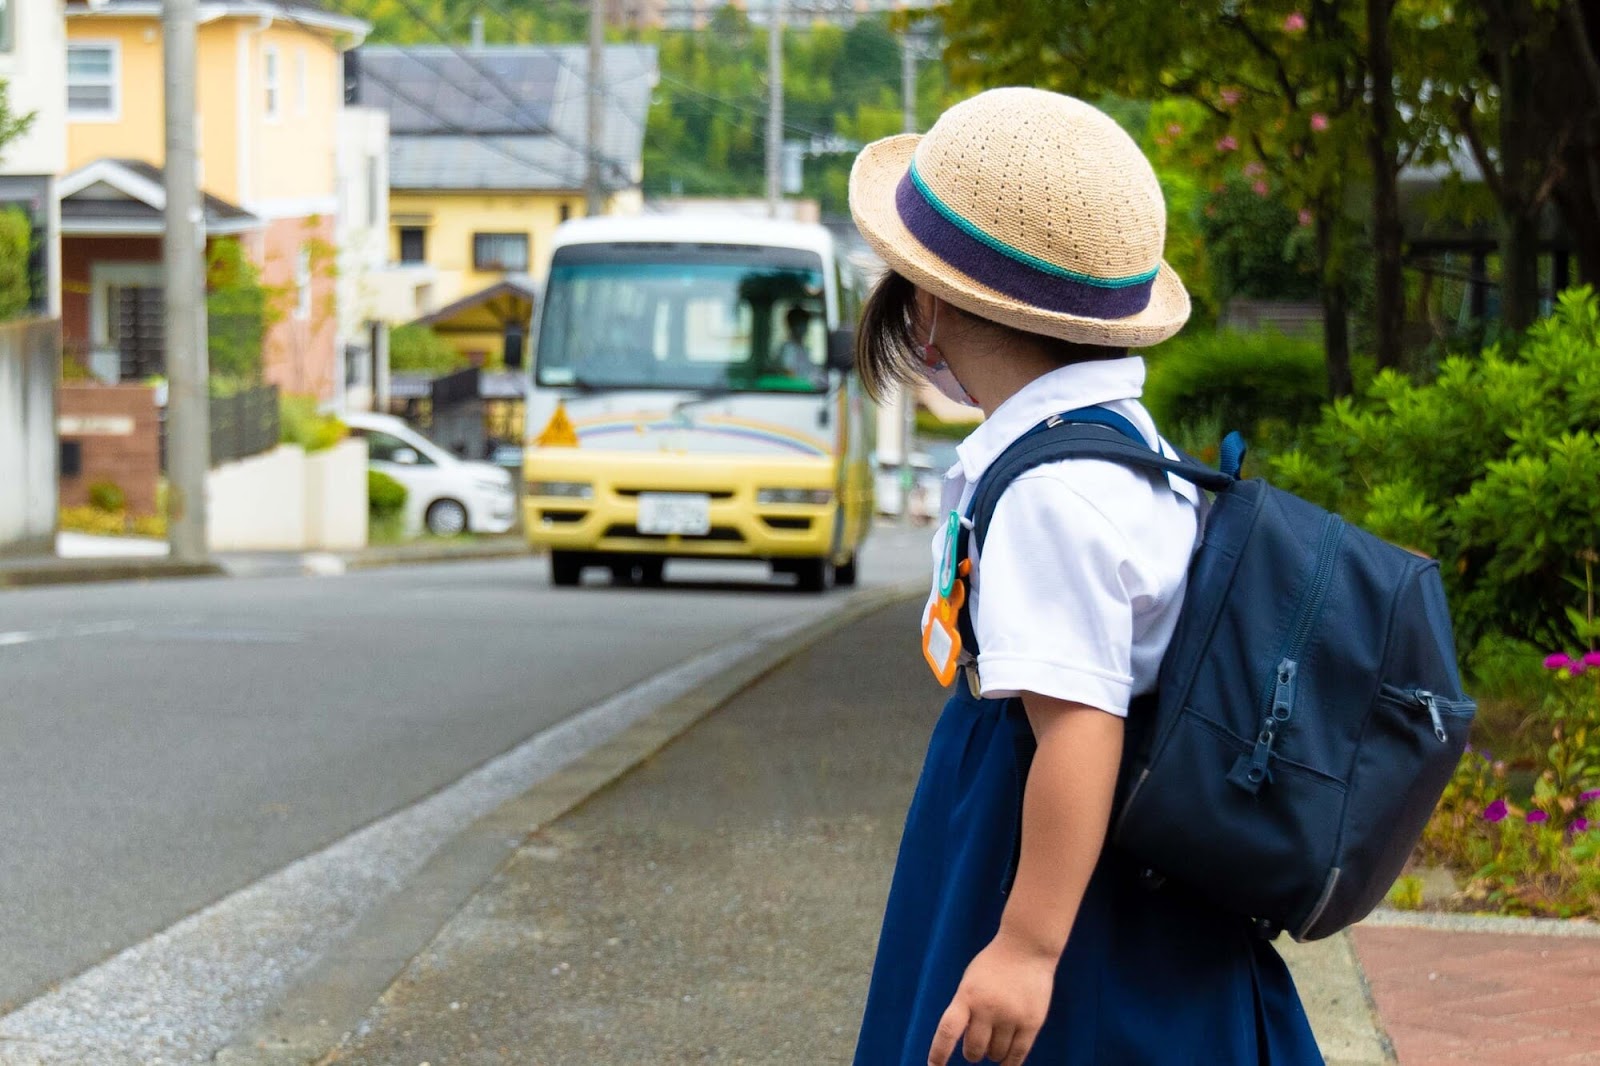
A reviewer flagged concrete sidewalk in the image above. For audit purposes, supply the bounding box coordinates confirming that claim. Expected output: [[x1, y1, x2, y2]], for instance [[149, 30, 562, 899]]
[[258, 600, 1400, 1065]]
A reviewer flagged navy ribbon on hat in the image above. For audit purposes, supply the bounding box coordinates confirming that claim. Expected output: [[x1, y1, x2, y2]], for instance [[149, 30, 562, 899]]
[[894, 160, 1159, 320]]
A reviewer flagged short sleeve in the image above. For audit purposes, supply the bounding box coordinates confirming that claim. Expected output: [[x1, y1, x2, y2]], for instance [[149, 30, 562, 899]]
[[971, 474, 1138, 716]]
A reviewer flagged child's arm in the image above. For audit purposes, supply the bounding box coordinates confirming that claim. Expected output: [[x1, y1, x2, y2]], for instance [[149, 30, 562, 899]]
[[927, 693, 1123, 1066]]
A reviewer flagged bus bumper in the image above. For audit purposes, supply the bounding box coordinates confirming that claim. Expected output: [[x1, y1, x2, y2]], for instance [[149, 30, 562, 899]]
[[522, 450, 843, 561]]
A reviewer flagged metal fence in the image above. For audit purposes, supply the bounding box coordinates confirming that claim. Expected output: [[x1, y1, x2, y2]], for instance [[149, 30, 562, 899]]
[[209, 385, 280, 466]]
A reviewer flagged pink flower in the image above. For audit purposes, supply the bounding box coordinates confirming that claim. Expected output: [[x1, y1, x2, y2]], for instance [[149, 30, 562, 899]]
[[1311, 113, 1330, 132], [1167, 123, 1184, 138], [1483, 799, 1508, 823], [1252, 180, 1271, 197], [1284, 12, 1308, 32], [1221, 88, 1242, 107], [1243, 161, 1266, 178], [1216, 135, 1239, 152], [1584, 651, 1600, 669], [1579, 789, 1600, 804], [1526, 809, 1550, 824], [1298, 208, 1314, 227], [1546, 652, 1576, 670], [1570, 817, 1591, 836]]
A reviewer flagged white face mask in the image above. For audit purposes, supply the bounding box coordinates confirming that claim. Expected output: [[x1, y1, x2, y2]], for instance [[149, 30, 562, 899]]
[[916, 300, 979, 408]]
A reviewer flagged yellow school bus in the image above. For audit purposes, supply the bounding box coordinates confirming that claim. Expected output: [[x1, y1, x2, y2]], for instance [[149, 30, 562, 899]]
[[523, 215, 874, 591]]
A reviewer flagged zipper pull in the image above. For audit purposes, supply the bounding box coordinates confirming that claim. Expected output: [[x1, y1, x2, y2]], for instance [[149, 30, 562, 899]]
[[1417, 690, 1447, 743]]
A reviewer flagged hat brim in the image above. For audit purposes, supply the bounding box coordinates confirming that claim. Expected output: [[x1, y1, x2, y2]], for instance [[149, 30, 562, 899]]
[[849, 134, 1190, 348]]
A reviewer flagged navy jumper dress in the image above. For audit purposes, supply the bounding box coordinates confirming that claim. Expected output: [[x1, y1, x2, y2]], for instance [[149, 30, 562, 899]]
[[852, 679, 1324, 1064]]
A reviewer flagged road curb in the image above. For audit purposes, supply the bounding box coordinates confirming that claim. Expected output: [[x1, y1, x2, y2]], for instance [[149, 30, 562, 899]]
[[337, 539, 531, 571], [214, 580, 925, 1066], [0, 558, 223, 589], [1359, 906, 1600, 938]]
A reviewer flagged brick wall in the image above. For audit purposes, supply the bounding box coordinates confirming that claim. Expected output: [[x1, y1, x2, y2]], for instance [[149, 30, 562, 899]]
[[58, 384, 161, 515]]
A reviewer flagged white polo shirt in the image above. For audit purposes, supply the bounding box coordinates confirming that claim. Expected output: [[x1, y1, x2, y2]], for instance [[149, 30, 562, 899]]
[[922, 357, 1201, 717]]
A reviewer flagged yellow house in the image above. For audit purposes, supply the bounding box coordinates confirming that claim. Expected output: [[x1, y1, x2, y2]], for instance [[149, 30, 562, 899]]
[[60, 0, 367, 398], [352, 44, 657, 366]]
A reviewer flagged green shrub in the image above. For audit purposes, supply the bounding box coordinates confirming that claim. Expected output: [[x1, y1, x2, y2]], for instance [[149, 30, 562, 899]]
[[389, 324, 467, 375], [1199, 179, 1319, 303], [1269, 287, 1600, 651], [88, 480, 126, 514], [1143, 329, 1329, 459], [279, 394, 347, 452], [0, 205, 33, 320], [368, 469, 407, 518]]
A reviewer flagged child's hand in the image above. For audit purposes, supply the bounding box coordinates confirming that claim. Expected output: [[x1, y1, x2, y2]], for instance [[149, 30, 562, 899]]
[[927, 931, 1055, 1066]]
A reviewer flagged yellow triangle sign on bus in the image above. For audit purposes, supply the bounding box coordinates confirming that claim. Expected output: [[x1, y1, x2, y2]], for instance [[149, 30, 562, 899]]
[[536, 401, 580, 447]]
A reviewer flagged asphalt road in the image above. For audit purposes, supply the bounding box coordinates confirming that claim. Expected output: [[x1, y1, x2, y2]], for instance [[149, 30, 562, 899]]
[[0, 530, 929, 1014]]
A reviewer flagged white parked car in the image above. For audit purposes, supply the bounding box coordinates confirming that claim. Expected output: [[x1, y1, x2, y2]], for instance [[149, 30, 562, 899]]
[[343, 412, 516, 536]]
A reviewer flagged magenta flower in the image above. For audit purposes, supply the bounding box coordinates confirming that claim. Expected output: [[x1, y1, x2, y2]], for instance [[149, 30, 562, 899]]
[[1570, 818, 1591, 836], [1284, 12, 1308, 32], [1584, 651, 1600, 669], [1216, 135, 1239, 152], [1579, 789, 1600, 804], [1526, 809, 1550, 824], [1483, 799, 1509, 823], [1546, 652, 1576, 670], [1311, 113, 1330, 132]]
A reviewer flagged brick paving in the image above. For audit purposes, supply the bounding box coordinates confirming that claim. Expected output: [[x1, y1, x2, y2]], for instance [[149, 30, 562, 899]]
[[1352, 925, 1600, 1065]]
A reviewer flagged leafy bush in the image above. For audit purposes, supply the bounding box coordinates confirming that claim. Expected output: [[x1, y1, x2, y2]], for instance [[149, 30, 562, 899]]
[[206, 238, 274, 383], [1143, 329, 1329, 458], [1268, 288, 1600, 651], [88, 480, 126, 514], [368, 469, 407, 518], [279, 395, 347, 453], [0, 205, 33, 320], [389, 324, 467, 375]]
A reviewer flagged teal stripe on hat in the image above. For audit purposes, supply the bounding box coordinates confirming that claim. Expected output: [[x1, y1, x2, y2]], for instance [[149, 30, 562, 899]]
[[908, 160, 1159, 290]]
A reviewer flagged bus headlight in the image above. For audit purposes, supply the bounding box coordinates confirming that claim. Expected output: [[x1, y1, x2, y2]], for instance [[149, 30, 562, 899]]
[[527, 481, 594, 499], [757, 488, 832, 505]]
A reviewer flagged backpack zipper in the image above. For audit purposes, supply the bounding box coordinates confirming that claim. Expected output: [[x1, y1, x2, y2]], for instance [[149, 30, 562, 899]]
[[1232, 516, 1345, 795]]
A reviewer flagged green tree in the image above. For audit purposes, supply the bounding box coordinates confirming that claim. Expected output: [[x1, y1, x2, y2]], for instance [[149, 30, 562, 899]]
[[0, 79, 37, 320], [389, 323, 466, 374], [206, 238, 278, 383]]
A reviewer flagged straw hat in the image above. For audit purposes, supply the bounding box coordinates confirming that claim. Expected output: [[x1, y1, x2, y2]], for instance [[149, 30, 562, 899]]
[[849, 87, 1190, 347]]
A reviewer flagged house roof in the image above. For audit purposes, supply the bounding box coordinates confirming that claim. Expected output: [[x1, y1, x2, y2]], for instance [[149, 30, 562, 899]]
[[59, 159, 261, 236], [411, 276, 539, 332], [353, 45, 658, 192], [64, 0, 369, 38]]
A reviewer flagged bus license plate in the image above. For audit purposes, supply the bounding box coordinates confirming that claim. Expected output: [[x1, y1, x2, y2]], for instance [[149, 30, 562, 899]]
[[637, 493, 712, 536]]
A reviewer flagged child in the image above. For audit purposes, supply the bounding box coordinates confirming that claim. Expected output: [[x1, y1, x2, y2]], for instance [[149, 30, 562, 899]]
[[847, 89, 1323, 1065]]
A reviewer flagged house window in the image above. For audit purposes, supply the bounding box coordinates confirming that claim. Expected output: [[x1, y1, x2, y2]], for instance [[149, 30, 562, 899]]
[[67, 43, 119, 119], [295, 48, 308, 116], [294, 247, 312, 320], [264, 46, 280, 119], [473, 232, 529, 273], [398, 226, 426, 263], [0, 0, 13, 53], [558, 203, 572, 223]]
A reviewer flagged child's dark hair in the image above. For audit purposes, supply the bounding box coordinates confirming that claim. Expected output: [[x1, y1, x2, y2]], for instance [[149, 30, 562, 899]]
[[853, 270, 1127, 403]]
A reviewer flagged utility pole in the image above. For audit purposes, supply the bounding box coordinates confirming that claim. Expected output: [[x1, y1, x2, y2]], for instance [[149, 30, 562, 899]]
[[585, 0, 605, 215], [765, 0, 784, 218], [163, 0, 210, 561], [897, 26, 919, 525]]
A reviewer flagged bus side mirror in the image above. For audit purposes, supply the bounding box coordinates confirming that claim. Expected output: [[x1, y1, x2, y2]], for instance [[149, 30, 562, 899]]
[[826, 327, 856, 373]]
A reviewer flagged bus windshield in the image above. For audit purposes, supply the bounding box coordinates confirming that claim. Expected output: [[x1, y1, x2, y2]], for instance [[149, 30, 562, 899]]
[[535, 244, 830, 394]]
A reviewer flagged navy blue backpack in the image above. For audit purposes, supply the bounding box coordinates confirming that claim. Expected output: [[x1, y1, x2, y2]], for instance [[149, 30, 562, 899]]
[[959, 407, 1476, 942]]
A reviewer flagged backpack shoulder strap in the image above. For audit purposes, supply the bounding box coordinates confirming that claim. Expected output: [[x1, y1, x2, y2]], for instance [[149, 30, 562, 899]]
[[954, 407, 1234, 658]]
